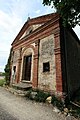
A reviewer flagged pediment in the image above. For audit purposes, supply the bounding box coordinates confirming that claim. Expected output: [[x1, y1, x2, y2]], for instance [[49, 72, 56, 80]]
[[12, 21, 43, 45], [12, 13, 57, 45], [20, 26, 33, 40]]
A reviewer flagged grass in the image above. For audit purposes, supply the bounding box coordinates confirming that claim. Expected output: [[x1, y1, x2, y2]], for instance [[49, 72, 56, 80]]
[[0, 79, 6, 86]]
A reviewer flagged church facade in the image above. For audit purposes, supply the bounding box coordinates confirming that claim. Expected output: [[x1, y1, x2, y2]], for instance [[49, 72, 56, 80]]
[[10, 13, 80, 99]]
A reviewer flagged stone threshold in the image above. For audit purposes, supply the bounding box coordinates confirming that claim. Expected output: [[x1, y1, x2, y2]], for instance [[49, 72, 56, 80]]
[[5, 82, 32, 97], [12, 82, 32, 91]]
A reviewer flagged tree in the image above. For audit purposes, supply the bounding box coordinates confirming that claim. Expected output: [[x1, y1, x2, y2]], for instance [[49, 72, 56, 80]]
[[4, 48, 12, 85], [43, 0, 80, 27]]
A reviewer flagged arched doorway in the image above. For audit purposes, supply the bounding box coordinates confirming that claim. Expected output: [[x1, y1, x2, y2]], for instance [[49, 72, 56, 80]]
[[21, 47, 34, 82], [22, 55, 32, 81]]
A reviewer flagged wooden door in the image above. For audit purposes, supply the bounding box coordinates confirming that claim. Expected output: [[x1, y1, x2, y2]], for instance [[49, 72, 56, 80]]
[[22, 55, 32, 81]]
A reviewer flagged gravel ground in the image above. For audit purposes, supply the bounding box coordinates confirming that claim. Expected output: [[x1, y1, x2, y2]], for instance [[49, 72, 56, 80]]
[[0, 87, 77, 120], [0, 104, 18, 120]]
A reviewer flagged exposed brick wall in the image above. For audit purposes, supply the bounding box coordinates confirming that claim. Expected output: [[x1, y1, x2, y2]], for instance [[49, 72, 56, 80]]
[[32, 40, 40, 88], [54, 30, 63, 96]]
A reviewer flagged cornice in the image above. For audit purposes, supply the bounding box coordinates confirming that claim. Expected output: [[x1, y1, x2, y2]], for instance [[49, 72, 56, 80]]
[[12, 13, 57, 45], [12, 14, 60, 48]]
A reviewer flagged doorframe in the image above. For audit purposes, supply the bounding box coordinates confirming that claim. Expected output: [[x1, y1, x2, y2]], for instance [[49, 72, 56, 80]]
[[22, 55, 32, 81], [20, 48, 34, 83]]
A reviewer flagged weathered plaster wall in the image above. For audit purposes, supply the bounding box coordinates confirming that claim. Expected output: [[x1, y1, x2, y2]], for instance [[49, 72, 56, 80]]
[[13, 50, 20, 63], [11, 49, 20, 83], [38, 34, 56, 92]]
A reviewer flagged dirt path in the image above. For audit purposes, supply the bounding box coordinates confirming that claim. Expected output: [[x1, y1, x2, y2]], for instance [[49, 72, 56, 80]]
[[0, 87, 72, 120]]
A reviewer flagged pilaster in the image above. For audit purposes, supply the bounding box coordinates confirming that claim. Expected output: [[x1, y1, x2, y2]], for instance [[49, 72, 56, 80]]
[[54, 30, 63, 96], [32, 40, 40, 88]]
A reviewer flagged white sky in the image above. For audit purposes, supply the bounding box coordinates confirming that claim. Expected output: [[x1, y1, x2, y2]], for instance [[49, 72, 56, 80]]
[[0, 0, 80, 72]]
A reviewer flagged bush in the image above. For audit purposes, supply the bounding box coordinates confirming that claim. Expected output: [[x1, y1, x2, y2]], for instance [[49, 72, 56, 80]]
[[51, 95, 64, 111], [34, 90, 50, 102], [26, 89, 50, 102], [26, 89, 65, 111], [0, 79, 6, 86], [26, 89, 34, 100], [4, 48, 12, 86]]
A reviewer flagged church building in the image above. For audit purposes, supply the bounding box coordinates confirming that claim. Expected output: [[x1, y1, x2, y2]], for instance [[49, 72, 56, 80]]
[[10, 13, 80, 100]]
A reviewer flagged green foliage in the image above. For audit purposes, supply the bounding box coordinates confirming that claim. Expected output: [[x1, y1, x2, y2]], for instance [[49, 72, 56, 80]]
[[73, 89, 80, 105], [51, 95, 64, 111], [75, 108, 80, 118], [34, 90, 50, 102], [26, 89, 33, 100], [0, 79, 6, 86], [26, 89, 64, 110], [67, 104, 80, 118], [26, 88, 80, 118], [4, 48, 12, 85], [43, 0, 80, 27], [0, 72, 5, 76], [26, 89, 50, 102]]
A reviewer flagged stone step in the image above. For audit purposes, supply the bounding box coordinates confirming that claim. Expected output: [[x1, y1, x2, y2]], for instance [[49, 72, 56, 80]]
[[12, 82, 32, 91], [6, 86, 29, 96]]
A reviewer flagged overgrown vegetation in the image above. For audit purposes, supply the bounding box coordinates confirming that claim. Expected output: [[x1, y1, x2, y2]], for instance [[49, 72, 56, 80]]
[[34, 90, 50, 102], [0, 79, 6, 86], [26, 88, 80, 118], [73, 89, 80, 106], [68, 89, 80, 118], [26, 89, 64, 111], [26, 89, 50, 102], [65, 102, 80, 118], [0, 72, 5, 76], [4, 48, 12, 85], [51, 95, 64, 111]]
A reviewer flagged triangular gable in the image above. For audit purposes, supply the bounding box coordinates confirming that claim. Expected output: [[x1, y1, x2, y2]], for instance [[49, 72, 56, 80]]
[[12, 13, 57, 45]]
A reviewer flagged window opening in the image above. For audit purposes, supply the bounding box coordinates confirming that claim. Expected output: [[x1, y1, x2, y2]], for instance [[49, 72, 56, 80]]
[[43, 62, 50, 72]]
